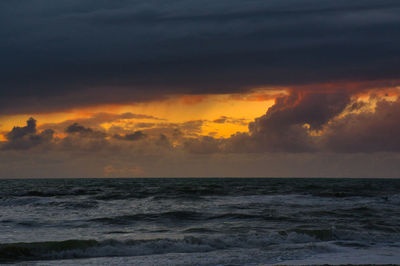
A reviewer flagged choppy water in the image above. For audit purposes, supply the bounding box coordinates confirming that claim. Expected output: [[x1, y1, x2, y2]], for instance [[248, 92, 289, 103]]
[[0, 178, 400, 265]]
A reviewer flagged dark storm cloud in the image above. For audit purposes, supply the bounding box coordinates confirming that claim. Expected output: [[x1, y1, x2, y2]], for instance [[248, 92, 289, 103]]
[[226, 91, 351, 153], [322, 99, 400, 153], [1, 118, 54, 150], [224, 91, 400, 154], [254, 92, 351, 131], [1, 0, 400, 113]]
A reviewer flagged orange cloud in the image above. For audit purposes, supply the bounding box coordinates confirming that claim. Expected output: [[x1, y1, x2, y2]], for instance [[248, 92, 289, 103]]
[[15, 91, 275, 138], [7, 85, 397, 140]]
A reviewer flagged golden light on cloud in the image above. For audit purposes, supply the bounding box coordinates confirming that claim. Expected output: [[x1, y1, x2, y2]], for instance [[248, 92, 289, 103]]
[[202, 120, 250, 138], [0, 89, 283, 138], [2, 85, 399, 141]]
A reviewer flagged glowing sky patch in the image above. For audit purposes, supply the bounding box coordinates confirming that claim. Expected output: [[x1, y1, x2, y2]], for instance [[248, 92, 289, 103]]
[[0, 90, 280, 138]]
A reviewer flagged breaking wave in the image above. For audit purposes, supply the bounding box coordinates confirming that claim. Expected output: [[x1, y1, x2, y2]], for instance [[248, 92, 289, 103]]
[[0, 233, 332, 263]]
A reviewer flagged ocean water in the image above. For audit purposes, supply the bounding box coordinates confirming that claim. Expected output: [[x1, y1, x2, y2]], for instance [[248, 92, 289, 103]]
[[0, 178, 400, 265]]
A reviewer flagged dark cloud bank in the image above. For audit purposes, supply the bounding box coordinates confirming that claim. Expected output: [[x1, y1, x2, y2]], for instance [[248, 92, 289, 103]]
[[1, 0, 400, 113]]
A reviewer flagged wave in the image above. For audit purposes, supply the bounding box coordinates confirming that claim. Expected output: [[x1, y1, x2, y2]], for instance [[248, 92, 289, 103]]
[[16, 188, 98, 197], [89, 211, 203, 225], [0, 232, 336, 263], [1, 229, 399, 263], [0, 197, 98, 209], [88, 211, 292, 225]]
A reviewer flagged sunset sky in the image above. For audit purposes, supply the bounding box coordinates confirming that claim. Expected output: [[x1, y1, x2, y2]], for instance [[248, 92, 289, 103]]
[[1, 0, 400, 178]]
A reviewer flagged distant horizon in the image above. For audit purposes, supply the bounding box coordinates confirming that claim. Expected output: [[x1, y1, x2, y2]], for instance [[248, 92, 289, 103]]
[[1, 176, 399, 179]]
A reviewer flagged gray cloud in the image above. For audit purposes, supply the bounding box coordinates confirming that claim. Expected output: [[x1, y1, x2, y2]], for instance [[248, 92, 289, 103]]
[[1, 0, 400, 113], [1, 118, 54, 150], [39, 112, 163, 132], [6, 118, 37, 140], [225, 91, 400, 154], [226, 91, 351, 153], [65, 123, 106, 138], [322, 98, 400, 152]]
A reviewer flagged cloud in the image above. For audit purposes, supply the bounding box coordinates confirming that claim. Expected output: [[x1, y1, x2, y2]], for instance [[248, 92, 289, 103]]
[[60, 122, 111, 151], [213, 116, 248, 125], [156, 134, 173, 149], [3, 97, 400, 177], [321, 98, 400, 152], [137, 120, 205, 140], [224, 89, 400, 154], [184, 136, 221, 154], [226, 91, 351, 152], [113, 131, 147, 141], [39, 112, 163, 132], [32, 112, 208, 148], [3, 91, 400, 156], [1, 117, 179, 152], [65, 123, 106, 138], [1, 118, 54, 150], [134, 122, 156, 129], [65, 123, 94, 134], [1, 0, 400, 113], [258, 91, 351, 131], [6, 118, 37, 140]]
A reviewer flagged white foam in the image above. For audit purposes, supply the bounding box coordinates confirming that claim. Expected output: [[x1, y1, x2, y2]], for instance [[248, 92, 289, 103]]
[[20, 247, 325, 266], [32, 245, 400, 266]]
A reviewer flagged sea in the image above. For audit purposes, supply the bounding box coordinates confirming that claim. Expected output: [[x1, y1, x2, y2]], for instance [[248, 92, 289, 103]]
[[0, 178, 400, 265]]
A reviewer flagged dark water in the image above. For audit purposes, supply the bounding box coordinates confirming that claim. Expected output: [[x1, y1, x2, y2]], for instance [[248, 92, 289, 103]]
[[0, 178, 400, 265]]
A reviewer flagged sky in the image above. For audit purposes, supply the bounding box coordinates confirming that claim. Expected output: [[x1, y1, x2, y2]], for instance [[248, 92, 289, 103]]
[[1, 0, 400, 178]]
